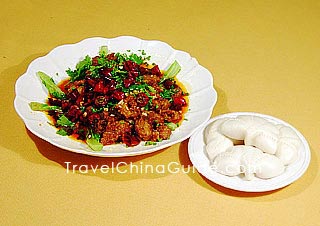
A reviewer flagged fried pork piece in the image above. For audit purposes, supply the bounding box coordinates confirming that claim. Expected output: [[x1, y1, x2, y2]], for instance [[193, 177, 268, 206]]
[[135, 118, 153, 141], [94, 119, 108, 134], [171, 86, 183, 99], [158, 125, 172, 139], [101, 131, 119, 145], [135, 112, 172, 142], [101, 120, 132, 145], [152, 125, 172, 141], [151, 97, 171, 111], [141, 111, 164, 125], [64, 79, 85, 92], [160, 109, 182, 123], [115, 95, 140, 119], [143, 74, 161, 86]]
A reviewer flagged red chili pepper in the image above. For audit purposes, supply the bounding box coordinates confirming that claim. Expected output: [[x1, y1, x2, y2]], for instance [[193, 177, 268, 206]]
[[123, 77, 135, 88], [86, 77, 96, 87], [107, 53, 116, 61], [94, 80, 105, 93], [128, 71, 139, 78], [100, 67, 112, 77], [136, 93, 149, 107], [173, 96, 187, 106], [61, 100, 70, 110], [106, 80, 116, 91], [92, 56, 99, 66], [112, 90, 125, 101], [124, 60, 139, 72], [139, 65, 149, 75], [151, 65, 161, 77], [88, 113, 100, 123], [68, 105, 82, 119], [103, 86, 109, 94], [163, 79, 174, 89], [123, 133, 140, 147]]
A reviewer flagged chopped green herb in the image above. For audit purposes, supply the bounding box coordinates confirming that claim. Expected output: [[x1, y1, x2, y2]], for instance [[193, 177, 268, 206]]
[[76, 55, 92, 71], [145, 141, 157, 146], [66, 55, 92, 81], [147, 85, 156, 93], [91, 107, 103, 113], [160, 88, 177, 101], [129, 53, 144, 64]]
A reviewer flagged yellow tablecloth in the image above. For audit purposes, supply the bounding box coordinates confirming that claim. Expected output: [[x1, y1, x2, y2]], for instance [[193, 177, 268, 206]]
[[1, 0, 319, 225]]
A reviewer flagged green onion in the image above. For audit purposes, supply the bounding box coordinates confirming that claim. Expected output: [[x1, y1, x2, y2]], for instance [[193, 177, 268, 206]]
[[147, 85, 156, 93], [29, 102, 60, 111], [99, 46, 108, 57], [145, 141, 157, 146], [163, 60, 181, 79], [165, 122, 178, 131]]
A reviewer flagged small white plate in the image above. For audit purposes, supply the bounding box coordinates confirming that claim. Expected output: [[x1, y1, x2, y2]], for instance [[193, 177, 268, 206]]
[[188, 112, 311, 192], [14, 36, 217, 157]]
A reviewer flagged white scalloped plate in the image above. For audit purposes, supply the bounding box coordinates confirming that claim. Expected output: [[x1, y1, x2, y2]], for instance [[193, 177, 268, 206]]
[[14, 36, 217, 157], [188, 112, 311, 192]]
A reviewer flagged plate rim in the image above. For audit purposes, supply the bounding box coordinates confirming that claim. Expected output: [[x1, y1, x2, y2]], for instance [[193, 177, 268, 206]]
[[14, 36, 217, 157], [188, 112, 311, 192]]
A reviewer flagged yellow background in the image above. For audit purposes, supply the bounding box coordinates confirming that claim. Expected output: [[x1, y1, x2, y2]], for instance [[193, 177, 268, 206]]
[[1, 0, 320, 225]]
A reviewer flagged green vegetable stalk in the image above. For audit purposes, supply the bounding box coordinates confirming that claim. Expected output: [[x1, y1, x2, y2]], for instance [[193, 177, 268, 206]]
[[99, 46, 108, 56], [56, 115, 75, 127], [163, 60, 181, 79], [165, 122, 178, 131], [86, 133, 103, 152], [37, 71, 65, 99], [29, 102, 61, 111]]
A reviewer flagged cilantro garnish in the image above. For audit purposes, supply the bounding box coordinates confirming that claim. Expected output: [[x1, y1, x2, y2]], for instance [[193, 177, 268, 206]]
[[56, 128, 68, 136], [65, 46, 151, 84], [56, 115, 75, 127]]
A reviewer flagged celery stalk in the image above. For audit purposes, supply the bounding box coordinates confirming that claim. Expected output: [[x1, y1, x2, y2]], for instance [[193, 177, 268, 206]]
[[29, 102, 60, 111], [37, 71, 65, 99], [163, 60, 181, 79], [165, 122, 178, 131], [99, 46, 108, 56], [86, 136, 103, 152]]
